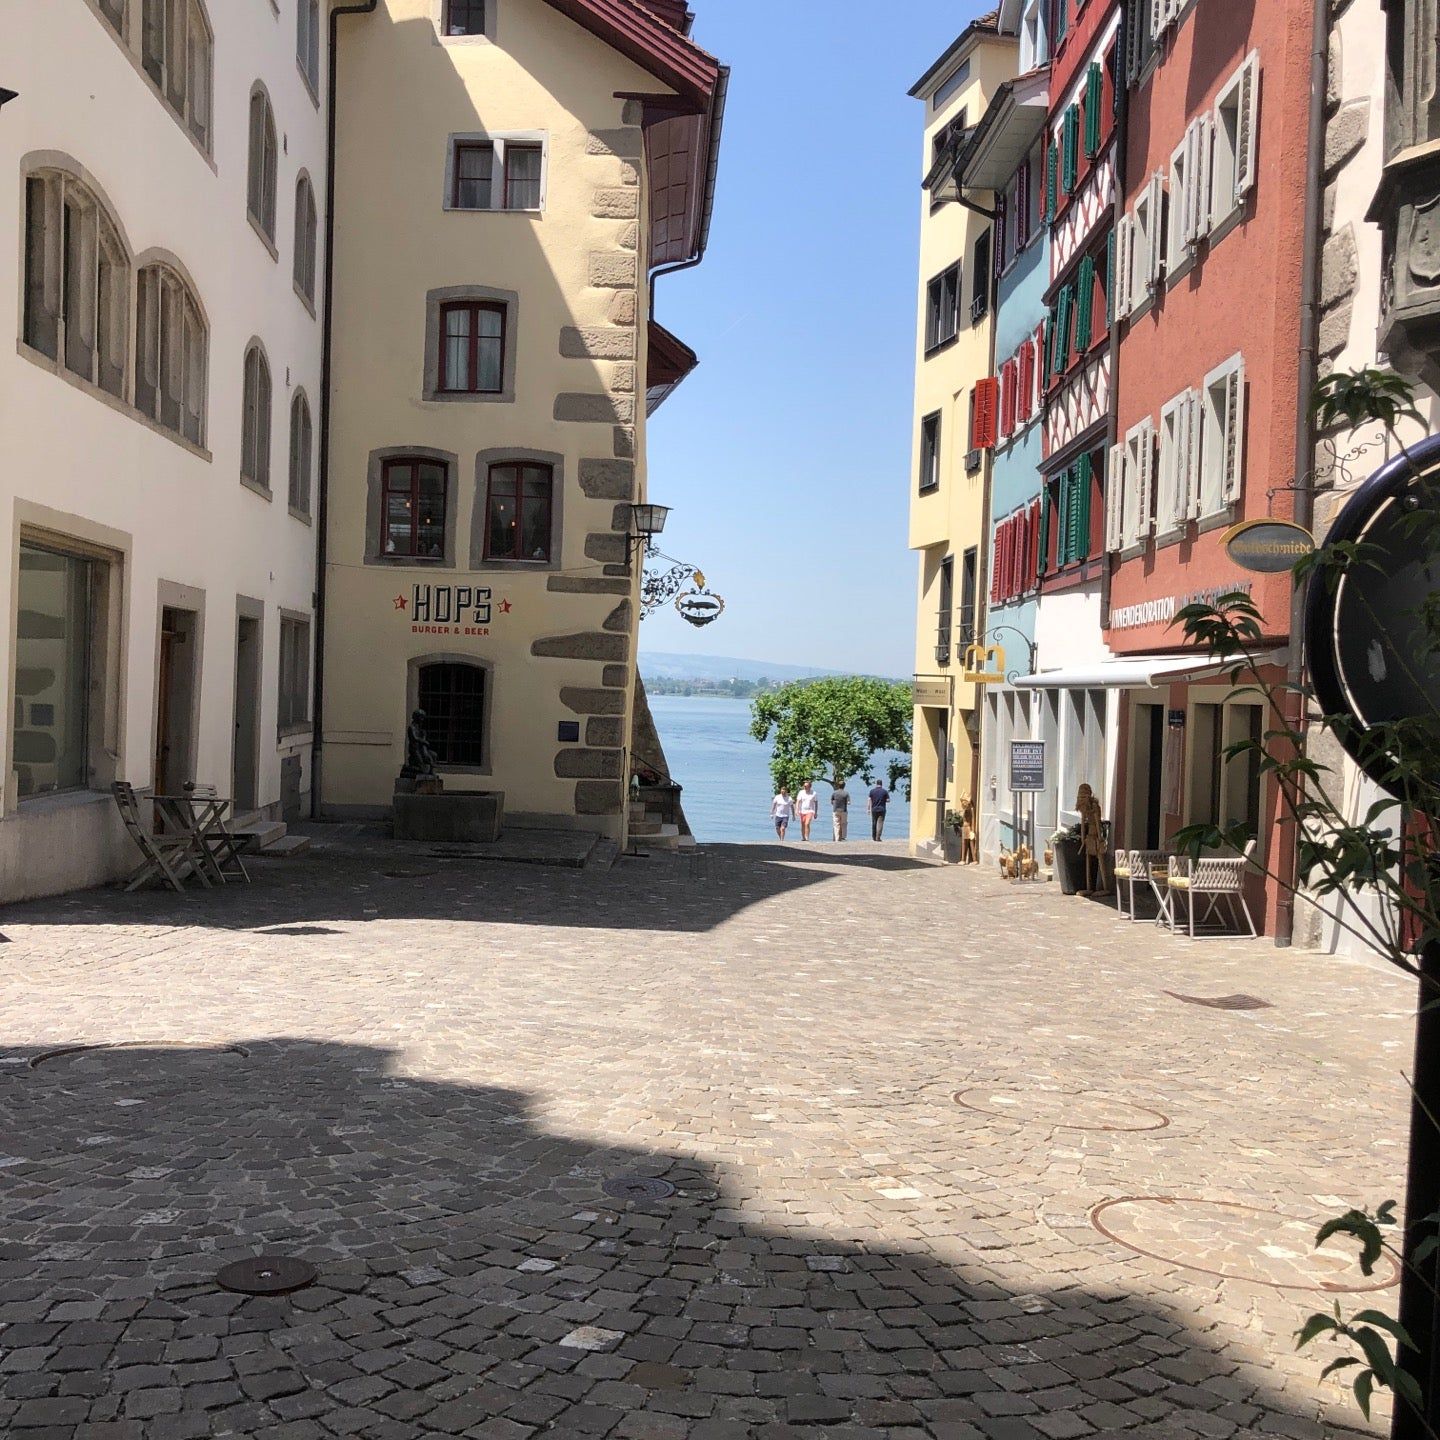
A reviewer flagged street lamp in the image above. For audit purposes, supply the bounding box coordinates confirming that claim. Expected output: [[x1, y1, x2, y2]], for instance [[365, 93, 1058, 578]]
[[625, 502, 671, 569]]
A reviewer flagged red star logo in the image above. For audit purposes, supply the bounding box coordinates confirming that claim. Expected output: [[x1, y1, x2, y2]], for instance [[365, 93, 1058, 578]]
[[393, 594, 408, 611], [500, 599, 513, 614]]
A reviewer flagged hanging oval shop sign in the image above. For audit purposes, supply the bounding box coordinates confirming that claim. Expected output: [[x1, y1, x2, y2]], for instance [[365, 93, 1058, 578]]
[[1221, 518, 1316, 574], [675, 590, 725, 628]]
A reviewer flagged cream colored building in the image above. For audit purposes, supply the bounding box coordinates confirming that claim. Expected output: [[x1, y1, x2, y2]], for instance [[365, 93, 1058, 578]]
[[0, 0, 328, 899], [320, 0, 723, 842], [907, 17, 1018, 856]]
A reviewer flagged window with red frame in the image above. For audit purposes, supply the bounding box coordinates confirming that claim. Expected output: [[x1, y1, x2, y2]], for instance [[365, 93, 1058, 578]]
[[443, 0, 485, 35], [381, 457, 447, 559], [439, 301, 505, 394], [452, 142, 493, 209], [485, 462, 554, 562]]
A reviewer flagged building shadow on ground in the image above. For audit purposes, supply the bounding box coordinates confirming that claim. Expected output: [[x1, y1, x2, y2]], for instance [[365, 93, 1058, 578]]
[[0, 1038, 1381, 1437], [1, 834, 938, 938]]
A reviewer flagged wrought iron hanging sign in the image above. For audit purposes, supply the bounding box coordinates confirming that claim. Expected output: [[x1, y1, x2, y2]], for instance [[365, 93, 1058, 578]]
[[641, 551, 726, 627]]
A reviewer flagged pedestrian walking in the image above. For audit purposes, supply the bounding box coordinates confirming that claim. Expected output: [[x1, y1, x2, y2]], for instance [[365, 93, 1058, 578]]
[[795, 780, 820, 841], [867, 780, 890, 841], [831, 783, 850, 841], [771, 787, 794, 839]]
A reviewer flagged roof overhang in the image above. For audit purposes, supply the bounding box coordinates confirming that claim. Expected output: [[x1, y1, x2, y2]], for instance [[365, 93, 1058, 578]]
[[909, 12, 1005, 100], [645, 319, 698, 414], [544, 0, 719, 107], [1013, 651, 1290, 690], [961, 65, 1050, 190]]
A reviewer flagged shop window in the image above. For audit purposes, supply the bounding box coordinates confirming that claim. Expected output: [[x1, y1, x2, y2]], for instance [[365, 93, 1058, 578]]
[[278, 616, 310, 731], [241, 343, 272, 490], [136, 262, 207, 445], [141, 0, 213, 150], [483, 462, 553, 562], [14, 544, 97, 799], [382, 458, 448, 559], [23, 169, 129, 400], [247, 87, 278, 243], [417, 662, 487, 766]]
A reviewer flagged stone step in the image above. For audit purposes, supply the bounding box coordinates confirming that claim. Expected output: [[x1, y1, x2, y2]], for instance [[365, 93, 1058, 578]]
[[231, 819, 287, 852], [254, 834, 310, 859]]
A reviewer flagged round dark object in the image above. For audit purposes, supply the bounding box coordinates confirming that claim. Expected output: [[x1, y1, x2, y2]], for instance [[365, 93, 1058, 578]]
[[602, 1176, 675, 1201], [216, 1256, 318, 1296], [1305, 435, 1440, 800]]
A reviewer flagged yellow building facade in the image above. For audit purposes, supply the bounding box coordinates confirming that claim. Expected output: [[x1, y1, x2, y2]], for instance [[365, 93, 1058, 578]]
[[907, 19, 1017, 856], [322, 0, 723, 842]]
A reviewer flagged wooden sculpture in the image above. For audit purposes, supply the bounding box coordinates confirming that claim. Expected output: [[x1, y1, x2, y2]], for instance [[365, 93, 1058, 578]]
[[1075, 783, 1110, 895], [959, 795, 979, 865]]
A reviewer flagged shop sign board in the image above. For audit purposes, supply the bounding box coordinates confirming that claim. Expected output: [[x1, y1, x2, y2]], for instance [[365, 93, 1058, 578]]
[[1222, 519, 1316, 574], [1010, 740, 1046, 793], [913, 675, 951, 708]]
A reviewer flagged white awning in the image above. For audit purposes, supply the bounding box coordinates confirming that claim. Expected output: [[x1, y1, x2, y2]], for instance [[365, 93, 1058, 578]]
[[1012, 651, 1288, 690]]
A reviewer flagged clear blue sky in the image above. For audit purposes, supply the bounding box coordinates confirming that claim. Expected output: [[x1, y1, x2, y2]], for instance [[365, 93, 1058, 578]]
[[639, 0, 988, 678]]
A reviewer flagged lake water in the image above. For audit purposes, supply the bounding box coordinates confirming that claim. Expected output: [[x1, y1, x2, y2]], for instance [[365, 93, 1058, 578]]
[[648, 694, 913, 843]]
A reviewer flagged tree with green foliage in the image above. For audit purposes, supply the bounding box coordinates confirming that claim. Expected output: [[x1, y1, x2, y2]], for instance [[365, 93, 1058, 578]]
[[749, 677, 912, 796]]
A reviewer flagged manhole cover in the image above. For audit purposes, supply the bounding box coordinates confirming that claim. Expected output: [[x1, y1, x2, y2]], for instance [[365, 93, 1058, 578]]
[[1091, 1196, 1400, 1292], [954, 1088, 1169, 1132], [29, 1042, 251, 1071], [1167, 992, 1273, 1011], [216, 1256, 318, 1296], [602, 1176, 676, 1201]]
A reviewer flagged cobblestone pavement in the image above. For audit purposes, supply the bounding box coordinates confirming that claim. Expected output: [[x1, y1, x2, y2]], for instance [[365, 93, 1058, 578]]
[[0, 832, 1418, 1439]]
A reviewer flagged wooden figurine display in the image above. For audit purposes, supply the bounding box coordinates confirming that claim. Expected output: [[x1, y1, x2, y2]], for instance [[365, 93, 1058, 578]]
[[959, 795, 979, 865], [1075, 783, 1110, 895]]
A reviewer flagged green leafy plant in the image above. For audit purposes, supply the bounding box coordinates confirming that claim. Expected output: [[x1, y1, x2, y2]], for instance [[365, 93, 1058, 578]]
[[749, 677, 912, 796], [1175, 366, 1440, 1429]]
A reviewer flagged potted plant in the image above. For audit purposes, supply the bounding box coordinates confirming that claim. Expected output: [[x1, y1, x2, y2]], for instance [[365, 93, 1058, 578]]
[[1051, 823, 1084, 895], [942, 809, 964, 863]]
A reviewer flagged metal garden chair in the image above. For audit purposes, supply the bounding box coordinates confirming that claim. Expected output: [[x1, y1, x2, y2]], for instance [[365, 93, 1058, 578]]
[[1113, 848, 1170, 921], [1166, 838, 1259, 939]]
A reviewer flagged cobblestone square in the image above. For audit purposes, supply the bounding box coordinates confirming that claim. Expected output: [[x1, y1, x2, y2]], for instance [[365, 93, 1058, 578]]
[[0, 834, 1415, 1437]]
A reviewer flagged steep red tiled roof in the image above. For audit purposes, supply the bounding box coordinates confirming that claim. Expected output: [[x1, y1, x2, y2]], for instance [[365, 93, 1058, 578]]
[[542, 0, 720, 106]]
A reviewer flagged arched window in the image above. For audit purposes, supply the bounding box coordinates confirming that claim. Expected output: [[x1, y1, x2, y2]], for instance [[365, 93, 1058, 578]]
[[293, 175, 317, 305], [22, 168, 129, 400], [247, 88, 278, 242], [289, 392, 312, 515], [241, 344, 272, 490], [416, 661, 487, 767], [136, 261, 207, 445], [297, 0, 321, 90], [140, 0, 212, 149], [483, 461, 553, 561]]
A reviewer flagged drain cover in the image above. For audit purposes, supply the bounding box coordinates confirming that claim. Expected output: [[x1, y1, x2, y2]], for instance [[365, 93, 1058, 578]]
[[602, 1176, 675, 1201], [29, 1042, 251, 1071], [216, 1256, 318, 1296], [1167, 992, 1273, 1011]]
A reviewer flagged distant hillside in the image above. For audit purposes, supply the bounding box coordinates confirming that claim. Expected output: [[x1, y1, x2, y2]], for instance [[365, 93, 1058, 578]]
[[640, 651, 839, 685]]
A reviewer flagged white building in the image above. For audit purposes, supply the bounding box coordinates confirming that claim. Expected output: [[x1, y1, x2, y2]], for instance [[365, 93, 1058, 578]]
[[0, 0, 327, 899]]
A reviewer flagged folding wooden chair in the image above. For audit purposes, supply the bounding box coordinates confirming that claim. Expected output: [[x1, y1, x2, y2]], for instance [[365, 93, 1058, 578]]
[[111, 782, 206, 892], [179, 783, 251, 883]]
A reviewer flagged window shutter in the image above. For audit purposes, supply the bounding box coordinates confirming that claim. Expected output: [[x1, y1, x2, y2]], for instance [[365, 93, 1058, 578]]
[[1146, 172, 1166, 287], [1042, 314, 1055, 389], [1150, 0, 1165, 39], [1045, 142, 1058, 221], [1156, 403, 1179, 534], [995, 191, 1008, 276], [1184, 388, 1203, 519], [1138, 418, 1156, 538], [1126, 1, 1142, 82], [1075, 254, 1095, 352], [1074, 451, 1093, 561], [1114, 214, 1132, 321], [1018, 344, 1034, 422], [1055, 0, 1067, 44], [1017, 161, 1031, 247], [1196, 114, 1214, 241], [1105, 444, 1125, 553], [991, 531, 1002, 604], [1038, 488, 1052, 577], [974, 377, 999, 449], [1062, 106, 1079, 193], [1104, 227, 1115, 326], [1235, 52, 1260, 196], [1009, 516, 1020, 598], [1222, 360, 1246, 502], [1000, 360, 1016, 438], [1084, 64, 1102, 156]]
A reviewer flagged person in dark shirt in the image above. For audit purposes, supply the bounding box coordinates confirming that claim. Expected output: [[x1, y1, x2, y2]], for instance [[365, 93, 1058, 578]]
[[867, 782, 890, 841], [830, 784, 850, 841]]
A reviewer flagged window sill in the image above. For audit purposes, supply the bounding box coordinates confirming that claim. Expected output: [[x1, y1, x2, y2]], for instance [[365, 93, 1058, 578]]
[[278, 724, 314, 744], [435, 763, 495, 779], [289, 505, 313, 526], [422, 388, 517, 405], [442, 204, 545, 216], [248, 211, 280, 262], [1165, 250, 1196, 289], [438, 31, 495, 44], [16, 341, 212, 462], [478, 556, 557, 571], [366, 554, 452, 567], [917, 482, 941, 497], [10, 787, 114, 820], [297, 58, 321, 109], [240, 475, 274, 502], [1197, 505, 1236, 535], [294, 281, 317, 319], [924, 332, 960, 360], [1207, 201, 1246, 253]]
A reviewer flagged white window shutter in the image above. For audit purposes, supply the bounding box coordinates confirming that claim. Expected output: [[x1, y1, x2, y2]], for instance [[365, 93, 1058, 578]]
[[1196, 114, 1214, 240], [1106, 444, 1125, 553], [1183, 120, 1201, 244], [1150, 0, 1165, 40], [1138, 418, 1156, 537], [1222, 358, 1246, 502], [1156, 404, 1177, 534], [1147, 172, 1166, 286], [1235, 52, 1260, 196], [1115, 214, 1132, 320], [1126, 2, 1142, 81], [1184, 387, 1203, 519]]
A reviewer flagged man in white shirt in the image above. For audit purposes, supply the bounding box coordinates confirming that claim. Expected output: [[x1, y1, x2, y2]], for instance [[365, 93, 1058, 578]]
[[795, 780, 820, 840], [770, 788, 794, 839]]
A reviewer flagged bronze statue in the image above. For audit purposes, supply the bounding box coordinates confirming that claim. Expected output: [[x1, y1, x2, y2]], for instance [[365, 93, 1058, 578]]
[[401, 709, 438, 779]]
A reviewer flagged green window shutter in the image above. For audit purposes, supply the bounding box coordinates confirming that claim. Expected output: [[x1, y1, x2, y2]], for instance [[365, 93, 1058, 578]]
[[1062, 107, 1079, 192], [1056, 472, 1071, 567], [1053, 284, 1072, 373], [1074, 451, 1093, 560], [1055, 0, 1067, 43], [1084, 63, 1103, 156], [1042, 313, 1055, 388], [1105, 228, 1115, 326], [1038, 489, 1052, 577], [1075, 255, 1095, 352], [1045, 144, 1058, 221]]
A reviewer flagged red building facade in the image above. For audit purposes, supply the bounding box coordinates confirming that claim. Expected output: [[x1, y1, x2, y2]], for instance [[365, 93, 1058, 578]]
[[1105, 0, 1314, 930]]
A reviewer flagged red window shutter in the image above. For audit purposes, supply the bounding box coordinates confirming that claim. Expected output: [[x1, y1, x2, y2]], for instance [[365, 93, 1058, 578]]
[[1000, 361, 1016, 438], [1017, 160, 1031, 248], [1008, 515, 1020, 598], [974, 377, 999, 449], [990, 530, 1002, 604], [1006, 518, 1017, 600], [1017, 345, 1034, 423], [1029, 499, 1042, 588]]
